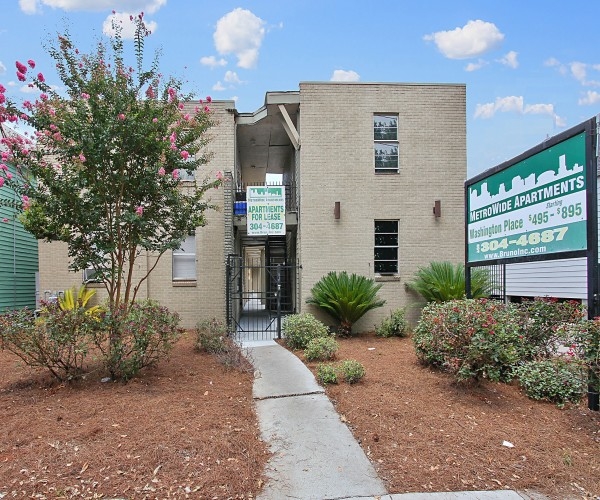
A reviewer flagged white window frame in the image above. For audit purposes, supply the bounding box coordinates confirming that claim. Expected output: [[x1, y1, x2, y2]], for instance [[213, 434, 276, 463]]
[[374, 220, 398, 274], [374, 114, 399, 174], [172, 233, 196, 281]]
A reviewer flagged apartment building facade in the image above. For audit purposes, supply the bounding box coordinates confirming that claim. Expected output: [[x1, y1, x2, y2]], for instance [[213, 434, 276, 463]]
[[37, 82, 467, 332]]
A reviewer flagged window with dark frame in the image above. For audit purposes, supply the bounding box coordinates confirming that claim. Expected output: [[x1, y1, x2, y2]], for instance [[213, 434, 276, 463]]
[[374, 220, 398, 274], [374, 114, 399, 173]]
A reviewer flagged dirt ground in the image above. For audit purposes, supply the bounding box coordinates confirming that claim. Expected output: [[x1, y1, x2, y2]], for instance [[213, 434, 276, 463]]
[[2, 331, 600, 499], [302, 333, 600, 499], [0, 333, 269, 499]]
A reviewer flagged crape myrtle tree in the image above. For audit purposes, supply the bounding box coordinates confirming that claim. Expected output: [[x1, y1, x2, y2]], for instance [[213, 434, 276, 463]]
[[0, 14, 221, 315]]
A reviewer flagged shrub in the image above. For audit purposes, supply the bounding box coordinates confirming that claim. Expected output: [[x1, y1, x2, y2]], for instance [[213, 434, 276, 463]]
[[563, 317, 600, 393], [282, 313, 330, 350], [306, 271, 385, 336], [195, 318, 228, 354], [375, 308, 409, 337], [93, 300, 182, 380], [339, 359, 366, 384], [413, 299, 521, 382], [516, 298, 586, 361], [516, 358, 586, 407], [0, 304, 103, 382], [316, 363, 338, 385], [405, 261, 491, 302], [304, 336, 339, 361]]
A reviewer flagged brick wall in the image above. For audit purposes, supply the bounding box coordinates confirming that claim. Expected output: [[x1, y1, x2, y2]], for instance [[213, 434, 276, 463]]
[[297, 82, 467, 329]]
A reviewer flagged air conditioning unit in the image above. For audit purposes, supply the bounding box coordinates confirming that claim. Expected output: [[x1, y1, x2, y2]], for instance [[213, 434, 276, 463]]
[[83, 268, 99, 283]]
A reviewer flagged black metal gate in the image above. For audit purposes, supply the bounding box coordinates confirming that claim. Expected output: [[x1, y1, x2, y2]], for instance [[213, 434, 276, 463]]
[[226, 254, 299, 341]]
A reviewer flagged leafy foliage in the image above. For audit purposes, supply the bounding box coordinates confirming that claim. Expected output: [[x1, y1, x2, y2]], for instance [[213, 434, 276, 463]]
[[405, 261, 491, 302], [282, 313, 331, 350], [516, 358, 586, 407], [339, 359, 366, 384], [58, 285, 104, 318], [195, 318, 228, 354], [316, 363, 338, 385], [562, 317, 600, 393], [0, 305, 103, 381], [306, 271, 385, 336], [375, 307, 409, 337], [304, 336, 339, 361], [0, 15, 219, 315], [413, 299, 521, 382], [91, 300, 182, 380]]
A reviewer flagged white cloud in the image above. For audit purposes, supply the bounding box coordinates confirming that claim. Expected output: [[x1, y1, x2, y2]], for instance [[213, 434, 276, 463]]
[[0, 61, 6, 75], [474, 96, 562, 126], [103, 12, 157, 40], [570, 62, 587, 83], [579, 90, 600, 105], [423, 20, 504, 60], [465, 59, 487, 72], [214, 8, 266, 69], [547, 58, 600, 85], [330, 69, 360, 82], [499, 50, 518, 69], [21, 0, 165, 14], [200, 56, 227, 69], [212, 81, 226, 91], [224, 70, 242, 84]]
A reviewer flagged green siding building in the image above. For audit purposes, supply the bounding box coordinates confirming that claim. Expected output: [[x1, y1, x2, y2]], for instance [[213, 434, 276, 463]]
[[0, 161, 38, 311]]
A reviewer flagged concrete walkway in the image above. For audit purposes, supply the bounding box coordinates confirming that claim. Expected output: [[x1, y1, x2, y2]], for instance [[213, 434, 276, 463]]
[[244, 340, 546, 500]]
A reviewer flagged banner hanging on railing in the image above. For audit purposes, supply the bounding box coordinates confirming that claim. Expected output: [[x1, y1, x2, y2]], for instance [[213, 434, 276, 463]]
[[246, 186, 286, 236]]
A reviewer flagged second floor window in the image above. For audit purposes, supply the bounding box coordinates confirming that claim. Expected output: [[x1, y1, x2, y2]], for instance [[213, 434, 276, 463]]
[[374, 114, 399, 174]]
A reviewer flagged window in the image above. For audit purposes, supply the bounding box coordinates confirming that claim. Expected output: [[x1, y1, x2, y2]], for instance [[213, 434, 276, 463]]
[[179, 156, 196, 181], [172, 234, 196, 280], [374, 220, 398, 274], [374, 114, 399, 173]]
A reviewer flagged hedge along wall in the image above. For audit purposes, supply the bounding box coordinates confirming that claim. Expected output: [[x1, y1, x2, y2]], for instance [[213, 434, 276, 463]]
[[0, 161, 38, 311]]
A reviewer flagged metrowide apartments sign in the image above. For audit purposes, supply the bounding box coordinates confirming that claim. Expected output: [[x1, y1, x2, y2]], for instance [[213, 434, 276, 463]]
[[467, 132, 587, 263]]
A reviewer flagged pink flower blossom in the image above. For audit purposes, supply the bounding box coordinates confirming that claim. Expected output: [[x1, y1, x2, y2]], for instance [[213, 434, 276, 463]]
[[8, 115, 17, 122], [23, 100, 33, 110], [16, 61, 27, 74], [152, 117, 158, 123], [172, 169, 179, 180], [40, 93, 48, 101], [135, 205, 144, 216], [0, 84, 5, 93], [158, 167, 166, 176], [204, 106, 210, 113], [178, 103, 184, 110], [180, 150, 190, 160], [145, 86, 155, 99], [79, 153, 86, 162], [206, 96, 212, 103], [0, 94, 4, 105], [216, 171, 224, 181], [49, 108, 56, 116], [27, 60, 35, 69], [37, 72, 45, 82], [183, 113, 190, 121], [0, 164, 7, 171], [118, 113, 126, 121], [81, 92, 90, 99], [2, 218, 8, 223], [1, 152, 8, 161], [169, 132, 176, 143], [17, 72, 26, 82], [0, 177, 4, 187], [6, 172, 12, 179]]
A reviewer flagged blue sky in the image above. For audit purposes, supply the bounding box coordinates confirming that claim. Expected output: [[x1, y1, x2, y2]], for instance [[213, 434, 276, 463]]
[[2, 0, 600, 177]]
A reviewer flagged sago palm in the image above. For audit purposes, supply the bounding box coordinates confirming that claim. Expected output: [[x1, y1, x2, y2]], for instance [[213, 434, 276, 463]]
[[306, 271, 386, 336], [405, 261, 491, 302]]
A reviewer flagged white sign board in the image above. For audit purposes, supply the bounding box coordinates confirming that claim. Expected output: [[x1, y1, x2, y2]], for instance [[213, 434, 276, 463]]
[[247, 186, 286, 236]]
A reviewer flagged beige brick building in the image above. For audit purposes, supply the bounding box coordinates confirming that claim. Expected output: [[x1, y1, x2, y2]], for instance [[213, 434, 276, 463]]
[[38, 82, 466, 333]]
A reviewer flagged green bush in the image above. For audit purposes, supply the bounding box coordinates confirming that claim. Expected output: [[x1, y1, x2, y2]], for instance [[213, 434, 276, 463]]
[[304, 336, 339, 361], [413, 299, 521, 382], [375, 308, 409, 337], [93, 300, 182, 380], [339, 359, 366, 384], [0, 304, 103, 382], [282, 313, 330, 350], [516, 298, 586, 361], [306, 271, 385, 336], [516, 358, 586, 407], [195, 318, 228, 354], [405, 261, 491, 302], [562, 317, 600, 393], [316, 363, 338, 385]]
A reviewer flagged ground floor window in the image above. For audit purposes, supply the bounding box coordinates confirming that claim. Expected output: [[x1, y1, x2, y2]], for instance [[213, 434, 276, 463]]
[[173, 233, 196, 280], [374, 220, 398, 274]]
